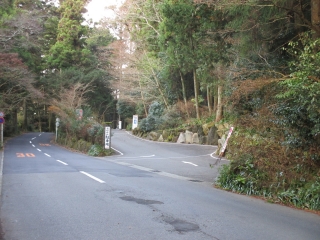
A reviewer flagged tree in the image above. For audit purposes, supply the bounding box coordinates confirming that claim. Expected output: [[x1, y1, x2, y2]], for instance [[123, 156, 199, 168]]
[[275, 35, 320, 145], [46, 0, 93, 69], [160, 0, 228, 119]]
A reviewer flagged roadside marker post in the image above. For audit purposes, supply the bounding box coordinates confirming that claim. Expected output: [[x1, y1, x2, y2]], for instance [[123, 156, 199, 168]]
[[0, 113, 4, 148], [104, 126, 111, 149], [55, 118, 60, 142], [219, 127, 234, 159], [0, 115, 5, 148]]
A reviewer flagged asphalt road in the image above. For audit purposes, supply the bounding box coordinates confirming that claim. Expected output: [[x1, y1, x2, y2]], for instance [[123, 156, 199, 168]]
[[0, 131, 319, 240]]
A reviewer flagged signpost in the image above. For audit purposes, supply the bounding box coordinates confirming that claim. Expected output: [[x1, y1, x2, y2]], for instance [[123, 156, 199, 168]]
[[132, 115, 138, 130], [104, 126, 111, 149], [0, 112, 4, 148], [55, 118, 60, 142]]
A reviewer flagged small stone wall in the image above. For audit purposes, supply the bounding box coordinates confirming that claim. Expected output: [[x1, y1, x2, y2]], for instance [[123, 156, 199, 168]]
[[139, 122, 233, 155]]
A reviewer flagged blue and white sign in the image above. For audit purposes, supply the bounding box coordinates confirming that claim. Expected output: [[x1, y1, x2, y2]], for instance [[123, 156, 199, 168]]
[[132, 115, 138, 130]]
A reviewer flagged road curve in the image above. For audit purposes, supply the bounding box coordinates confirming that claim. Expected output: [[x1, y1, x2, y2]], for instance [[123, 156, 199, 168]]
[[0, 132, 319, 240]]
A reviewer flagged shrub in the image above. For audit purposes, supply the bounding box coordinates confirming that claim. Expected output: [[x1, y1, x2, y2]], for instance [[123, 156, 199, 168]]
[[138, 101, 164, 132], [88, 144, 112, 157], [159, 105, 183, 129]]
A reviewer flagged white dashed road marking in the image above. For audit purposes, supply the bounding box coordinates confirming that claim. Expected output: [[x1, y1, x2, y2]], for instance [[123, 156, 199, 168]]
[[80, 171, 105, 183], [57, 160, 68, 165], [44, 153, 51, 157]]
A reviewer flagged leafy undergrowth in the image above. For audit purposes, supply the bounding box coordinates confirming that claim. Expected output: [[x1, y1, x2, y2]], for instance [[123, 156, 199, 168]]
[[56, 137, 113, 157], [216, 114, 320, 211], [88, 144, 113, 157]]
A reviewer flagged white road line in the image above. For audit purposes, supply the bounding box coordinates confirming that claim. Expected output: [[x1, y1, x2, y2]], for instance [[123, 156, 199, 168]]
[[32, 144, 35, 147], [111, 147, 123, 155], [32, 137, 36, 140], [210, 152, 229, 162], [80, 171, 105, 183], [103, 160, 203, 183], [44, 153, 51, 157], [116, 162, 133, 166], [182, 161, 198, 166], [38, 134, 41, 136], [29, 141, 32, 143], [37, 149, 41, 152], [130, 165, 153, 172], [57, 160, 68, 165], [141, 155, 155, 158]]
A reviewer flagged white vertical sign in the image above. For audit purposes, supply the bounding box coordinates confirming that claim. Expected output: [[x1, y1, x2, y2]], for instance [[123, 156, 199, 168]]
[[132, 115, 138, 130], [105, 126, 111, 149]]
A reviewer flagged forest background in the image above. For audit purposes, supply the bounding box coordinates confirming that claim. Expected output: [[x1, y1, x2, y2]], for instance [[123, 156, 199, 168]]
[[0, 0, 319, 210]]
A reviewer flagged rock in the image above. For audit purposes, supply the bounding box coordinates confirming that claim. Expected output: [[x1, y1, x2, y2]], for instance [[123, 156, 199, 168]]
[[191, 125, 198, 133], [223, 123, 231, 129], [208, 126, 219, 145], [200, 136, 208, 145], [177, 132, 186, 143], [149, 131, 159, 141], [202, 122, 215, 135], [185, 130, 193, 144], [216, 124, 226, 138], [162, 130, 169, 140], [158, 134, 164, 142], [192, 133, 199, 144], [197, 126, 204, 138], [146, 134, 152, 140]]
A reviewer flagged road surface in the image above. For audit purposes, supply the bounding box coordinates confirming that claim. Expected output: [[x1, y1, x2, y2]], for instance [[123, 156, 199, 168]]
[[0, 130, 319, 240]]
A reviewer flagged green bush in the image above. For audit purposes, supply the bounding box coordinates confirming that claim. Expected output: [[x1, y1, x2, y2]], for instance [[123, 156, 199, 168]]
[[139, 101, 164, 132], [217, 157, 320, 210], [88, 144, 112, 157]]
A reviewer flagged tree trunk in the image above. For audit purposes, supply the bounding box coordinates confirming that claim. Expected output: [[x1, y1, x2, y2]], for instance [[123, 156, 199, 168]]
[[311, 0, 320, 37], [139, 79, 148, 117], [179, 70, 189, 118], [213, 85, 218, 113], [193, 68, 200, 119], [13, 108, 18, 134], [215, 85, 223, 122], [38, 107, 41, 132], [151, 68, 169, 109], [207, 85, 212, 115], [49, 112, 52, 132], [23, 98, 27, 131]]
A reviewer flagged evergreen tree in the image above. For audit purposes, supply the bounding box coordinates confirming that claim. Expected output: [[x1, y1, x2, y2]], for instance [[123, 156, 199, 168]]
[[46, 0, 92, 69]]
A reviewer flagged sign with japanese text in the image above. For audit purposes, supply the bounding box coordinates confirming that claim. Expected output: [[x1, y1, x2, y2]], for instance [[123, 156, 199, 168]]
[[104, 126, 111, 149]]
